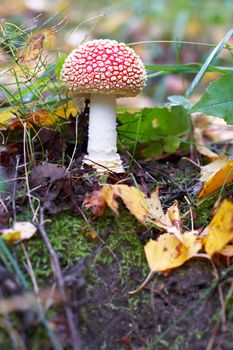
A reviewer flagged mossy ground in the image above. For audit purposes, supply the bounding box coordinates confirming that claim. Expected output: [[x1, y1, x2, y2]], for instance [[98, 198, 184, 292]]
[[16, 207, 147, 283]]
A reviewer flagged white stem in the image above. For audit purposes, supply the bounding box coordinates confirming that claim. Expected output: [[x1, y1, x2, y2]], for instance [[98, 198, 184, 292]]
[[83, 93, 124, 172]]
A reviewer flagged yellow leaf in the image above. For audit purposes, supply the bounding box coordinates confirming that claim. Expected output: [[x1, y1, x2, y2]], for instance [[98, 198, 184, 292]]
[[84, 184, 148, 224], [102, 184, 148, 224], [0, 108, 18, 129], [54, 103, 78, 120], [146, 188, 165, 222], [145, 231, 202, 273], [204, 200, 233, 256], [167, 201, 182, 232], [198, 156, 233, 199], [1, 222, 37, 243]]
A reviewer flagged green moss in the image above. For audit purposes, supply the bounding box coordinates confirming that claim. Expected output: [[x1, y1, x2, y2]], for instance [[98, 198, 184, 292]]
[[16, 211, 97, 282], [193, 197, 215, 228], [15, 207, 147, 285]]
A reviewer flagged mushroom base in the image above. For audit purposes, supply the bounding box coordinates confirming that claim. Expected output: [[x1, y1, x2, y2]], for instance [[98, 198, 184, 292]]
[[83, 154, 124, 173]]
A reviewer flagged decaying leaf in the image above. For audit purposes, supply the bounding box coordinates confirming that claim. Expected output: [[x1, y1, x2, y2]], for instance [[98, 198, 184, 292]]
[[203, 200, 233, 256], [29, 163, 67, 188], [1, 222, 37, 243], [198, 156, 233, 199], [84, 184, 148, 224], [145, 231, 202, 273]]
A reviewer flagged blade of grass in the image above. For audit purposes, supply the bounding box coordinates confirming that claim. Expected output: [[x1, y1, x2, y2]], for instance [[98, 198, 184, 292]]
[[146, 63, 233, 74], [186, 28, 233, 97]]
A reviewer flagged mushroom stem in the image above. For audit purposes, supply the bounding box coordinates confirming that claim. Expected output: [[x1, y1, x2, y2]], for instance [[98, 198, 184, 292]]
[[83, 93, 124, 173]]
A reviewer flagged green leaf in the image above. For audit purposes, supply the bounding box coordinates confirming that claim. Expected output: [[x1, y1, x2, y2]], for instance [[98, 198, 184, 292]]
[[118, 105, 191, 158], [191, 73, 233, 124]]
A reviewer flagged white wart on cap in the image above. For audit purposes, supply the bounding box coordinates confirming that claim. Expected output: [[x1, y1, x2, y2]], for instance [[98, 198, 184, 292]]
[[61, 39, 147, 173]]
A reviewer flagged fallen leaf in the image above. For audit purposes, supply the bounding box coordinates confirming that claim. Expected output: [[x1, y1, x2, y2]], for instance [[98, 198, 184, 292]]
[[84, 190, 106, 217], [203, 200, 233, 256], [198, 156, 233, 199], [0, 108, 18, 129], [1, 222, 37, 243], [167, 201, 182, 233], [84, 184, 148, 224], [145, 231, 202, 273], [146, 189, 183, 241], [199, 155, 229, 182], [29, 163, 67, 188]]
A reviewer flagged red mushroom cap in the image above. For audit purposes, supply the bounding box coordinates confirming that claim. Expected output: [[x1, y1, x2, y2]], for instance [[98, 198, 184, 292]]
[[60, 39, 147, 97]]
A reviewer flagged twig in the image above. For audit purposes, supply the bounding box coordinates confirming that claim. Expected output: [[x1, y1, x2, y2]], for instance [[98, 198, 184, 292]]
[[37, 208, 82, 350]]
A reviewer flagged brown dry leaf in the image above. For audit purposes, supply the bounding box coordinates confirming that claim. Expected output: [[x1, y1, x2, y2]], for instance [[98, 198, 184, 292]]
[[29, 163, 67, 188], [84, 184, 148, 224], [145, 231, 202, 273], [198, 156, 233, 199], [1, 222, 37, 243], [203, 200, 233, 256], [83, 190, 106, 217]]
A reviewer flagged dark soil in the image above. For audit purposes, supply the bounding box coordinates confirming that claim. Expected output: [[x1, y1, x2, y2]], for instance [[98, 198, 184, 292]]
[[69, 255, 233, 350]]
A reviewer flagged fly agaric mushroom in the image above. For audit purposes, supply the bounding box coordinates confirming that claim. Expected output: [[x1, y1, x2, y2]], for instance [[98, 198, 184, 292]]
[[60, 39, 147, 172]]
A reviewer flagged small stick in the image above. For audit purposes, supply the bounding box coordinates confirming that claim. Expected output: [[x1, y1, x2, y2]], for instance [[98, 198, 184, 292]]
[[37, 208, 82, 350]]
